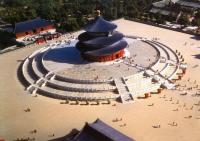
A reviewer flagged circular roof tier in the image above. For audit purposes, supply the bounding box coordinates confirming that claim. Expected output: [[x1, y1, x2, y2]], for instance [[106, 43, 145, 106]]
[[84, 40, 127, 57], [83, 31, 124, 47], [78, 32, 108, 42], [85, 16, 117, 33], [76, 32, 124, 52]]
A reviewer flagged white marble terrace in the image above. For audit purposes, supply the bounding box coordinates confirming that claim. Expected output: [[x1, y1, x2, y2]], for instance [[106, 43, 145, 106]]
[[19, 34, 187, 104]]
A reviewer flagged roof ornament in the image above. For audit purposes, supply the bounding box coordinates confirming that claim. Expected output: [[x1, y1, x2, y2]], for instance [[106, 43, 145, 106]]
[[96, 10, 101, 17]]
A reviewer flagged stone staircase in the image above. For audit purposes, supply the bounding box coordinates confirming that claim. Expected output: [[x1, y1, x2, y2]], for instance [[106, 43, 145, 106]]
[[114, 78, 134, 104]]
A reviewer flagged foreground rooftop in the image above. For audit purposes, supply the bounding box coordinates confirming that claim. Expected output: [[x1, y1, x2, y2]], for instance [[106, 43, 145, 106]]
[[72, 119, 134, 141]]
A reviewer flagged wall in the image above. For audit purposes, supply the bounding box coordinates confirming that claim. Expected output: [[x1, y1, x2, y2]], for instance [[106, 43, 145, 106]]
[[84, 49, 125, 62], [15, 25, 55, 39]]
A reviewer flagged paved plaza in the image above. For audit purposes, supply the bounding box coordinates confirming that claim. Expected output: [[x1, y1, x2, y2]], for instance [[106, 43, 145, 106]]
[[1, 19, 200, 141]]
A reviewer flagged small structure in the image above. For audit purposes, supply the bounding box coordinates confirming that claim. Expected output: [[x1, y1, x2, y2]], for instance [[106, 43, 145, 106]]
[[150, 0, 200, 17], [70, 119, 135, 141], [35, 32, 61, 45], [13, 17, 56, 42], [76, 10, 127, 62]]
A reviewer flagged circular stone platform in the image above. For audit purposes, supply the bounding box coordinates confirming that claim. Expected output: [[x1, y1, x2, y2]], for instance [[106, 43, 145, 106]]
[[42, 38, 158, 80], [19, 36, 187, 103]]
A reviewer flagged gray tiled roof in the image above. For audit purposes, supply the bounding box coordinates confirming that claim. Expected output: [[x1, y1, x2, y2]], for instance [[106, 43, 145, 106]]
[[73, 119, 135, 141]]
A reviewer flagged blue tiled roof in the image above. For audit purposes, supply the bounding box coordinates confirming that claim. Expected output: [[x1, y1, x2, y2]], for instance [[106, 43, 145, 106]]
[[85, 16, 117, 32], [14, 18, 53, 33], [84, 39, 127, 57], [76, 16, 127, 58], [83, 31, 124, 47]]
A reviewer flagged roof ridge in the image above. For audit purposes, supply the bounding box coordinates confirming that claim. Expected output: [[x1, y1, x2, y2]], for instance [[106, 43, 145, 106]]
[[15, 17, 41, 25]]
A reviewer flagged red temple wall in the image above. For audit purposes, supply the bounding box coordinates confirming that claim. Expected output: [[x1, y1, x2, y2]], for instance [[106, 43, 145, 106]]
[[15, 25, 55, 39], [84, 49, 125, 62]]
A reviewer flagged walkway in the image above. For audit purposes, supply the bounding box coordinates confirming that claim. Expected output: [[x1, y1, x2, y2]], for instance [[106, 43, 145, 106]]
[[114, 78, 134, 104]]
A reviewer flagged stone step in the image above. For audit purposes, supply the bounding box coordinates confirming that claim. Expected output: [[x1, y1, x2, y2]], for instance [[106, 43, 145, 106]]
[[46, 79, 116, 92], [146, 40, 180, 82], [120, 93, 134, 104], [153, 41, 179, 63], [129, 83, 161, 97], [22, 58, 36, 85], [36, 86, 118, 100], [114, 78, 134, 103], [32, 52, 48, 78], [55, 74, 114, 84], [125, 76, 151, 85]]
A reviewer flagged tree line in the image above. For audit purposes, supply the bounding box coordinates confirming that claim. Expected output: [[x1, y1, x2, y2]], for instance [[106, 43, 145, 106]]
[[0, 0, 199, 31], [0, 0, 156, 31]]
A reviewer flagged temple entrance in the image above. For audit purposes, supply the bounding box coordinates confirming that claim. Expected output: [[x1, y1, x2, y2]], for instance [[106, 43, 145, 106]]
[[116, 54, 119, 58], [33, 29, 37, 34]]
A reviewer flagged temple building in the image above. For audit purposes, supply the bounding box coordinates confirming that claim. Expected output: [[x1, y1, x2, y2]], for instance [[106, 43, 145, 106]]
[[69, 119, 135, 141], [150, 0, 200, 17], [76, 10, 128, 62], [13, 17, 56, 42]]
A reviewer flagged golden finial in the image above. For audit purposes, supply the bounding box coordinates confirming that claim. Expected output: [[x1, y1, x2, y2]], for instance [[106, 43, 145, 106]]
[[96, 10, 101, 17]]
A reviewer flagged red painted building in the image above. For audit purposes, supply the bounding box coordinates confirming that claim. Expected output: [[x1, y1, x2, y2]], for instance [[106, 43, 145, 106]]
[[13, 18, 55, 39]]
